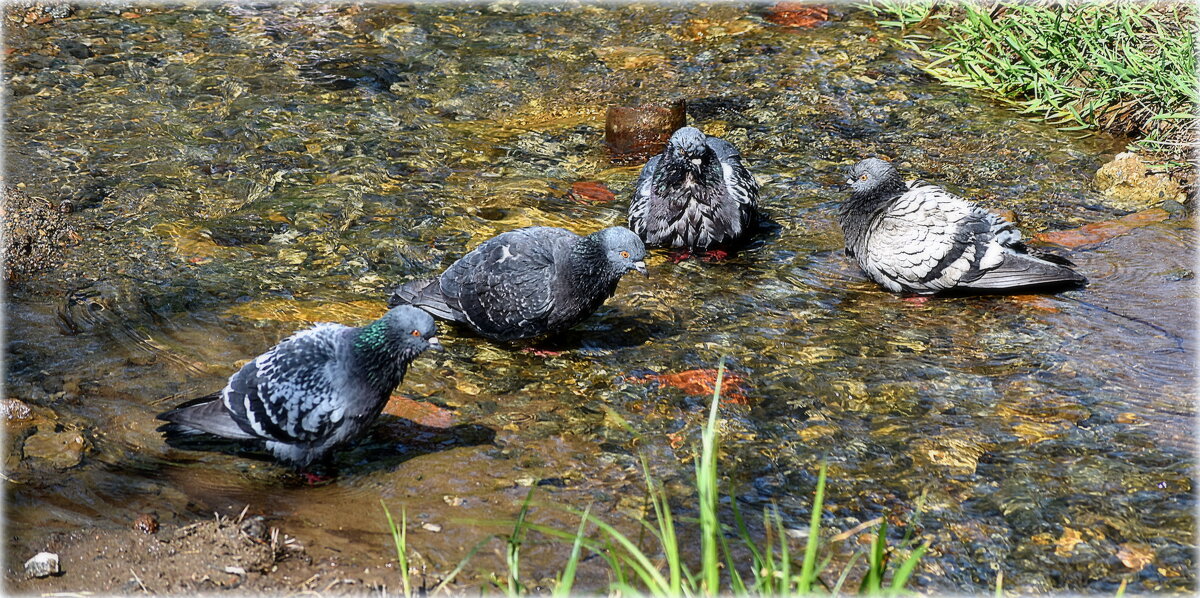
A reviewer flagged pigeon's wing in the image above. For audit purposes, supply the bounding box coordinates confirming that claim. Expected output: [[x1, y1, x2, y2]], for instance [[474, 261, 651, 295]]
[[708, 137, 759, 220], [628, 154, 662, 236], [864, 186, 1002, 293], [957, 212, 1088, 289], [437, 227, 570, 339], [222, 324, 350, 443]]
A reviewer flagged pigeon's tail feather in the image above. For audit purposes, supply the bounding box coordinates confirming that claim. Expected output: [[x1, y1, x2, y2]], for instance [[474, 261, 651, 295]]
[[157, 393, 255, 441], [388, 278, 461, 322], [963, 253, 1087, 290]]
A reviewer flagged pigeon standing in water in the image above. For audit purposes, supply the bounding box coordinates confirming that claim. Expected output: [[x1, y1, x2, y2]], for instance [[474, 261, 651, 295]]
[[628, 126, 760, 261], [389, 226, 647, 342], [157, 306, 443, 471], [838, 158, 1087, 295]]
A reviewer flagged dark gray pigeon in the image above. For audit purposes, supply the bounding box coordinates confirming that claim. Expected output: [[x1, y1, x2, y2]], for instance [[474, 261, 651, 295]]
[[157, 306, 442, 468], [388, 226, 647, 341], [628, 126, 760, 255], [838, 158, 1087, 295]]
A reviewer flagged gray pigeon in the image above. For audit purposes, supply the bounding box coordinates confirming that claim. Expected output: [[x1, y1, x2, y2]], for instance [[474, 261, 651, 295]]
[[388, 226, 647, 341], [157, 306, 442, 468], [628, 126, 760, 255], [838, 158, 1087, 295]]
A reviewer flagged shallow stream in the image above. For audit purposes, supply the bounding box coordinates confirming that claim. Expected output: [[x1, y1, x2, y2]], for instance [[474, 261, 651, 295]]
[[5, 3, 1195, 593]]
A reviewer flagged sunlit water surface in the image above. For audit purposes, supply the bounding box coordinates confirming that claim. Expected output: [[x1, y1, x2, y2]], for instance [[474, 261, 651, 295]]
[[5, 3, 1194, 593]]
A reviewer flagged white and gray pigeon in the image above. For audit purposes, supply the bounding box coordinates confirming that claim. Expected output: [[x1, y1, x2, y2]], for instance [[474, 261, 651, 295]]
[[838, 158, 1087, 295], [628, 126, 760, 253], [157, 306, 443, 468], [388, 226, 647, 341]]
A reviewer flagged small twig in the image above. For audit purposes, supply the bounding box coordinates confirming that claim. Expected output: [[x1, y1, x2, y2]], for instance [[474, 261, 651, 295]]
[[236, 505, 250, 524], [128, 568, 150, 594], [830, 516, 885, 543]]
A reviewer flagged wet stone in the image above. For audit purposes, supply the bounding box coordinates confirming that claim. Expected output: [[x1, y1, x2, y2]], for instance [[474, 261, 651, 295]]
[[132, 513, 159, 534], [23, 427, 87, 470], [2, 398, 34, 422], [24, 552, 59, 578], [605, 100, 687, 165], [1093, 152, 1185, 210]]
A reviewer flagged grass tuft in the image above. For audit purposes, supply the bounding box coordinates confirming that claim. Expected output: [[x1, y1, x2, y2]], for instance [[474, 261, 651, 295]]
[[861, 0, 1198, 165]]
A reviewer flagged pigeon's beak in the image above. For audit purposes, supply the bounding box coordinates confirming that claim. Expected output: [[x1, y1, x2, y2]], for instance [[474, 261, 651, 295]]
[[690, 157, 703, 166], [632, 261, 649, 277], [426, 336, 445, 352]]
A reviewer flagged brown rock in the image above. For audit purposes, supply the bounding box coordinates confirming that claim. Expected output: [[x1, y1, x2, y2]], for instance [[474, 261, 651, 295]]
[[133, 513, 159, 534], [766, 3, 829, 28], [604, 100, 686, 165], [1034, 207, 1169, 249], [568, 181, 617, 203], [23, 427, 87, 469], [1093, 152, 1185, 210]]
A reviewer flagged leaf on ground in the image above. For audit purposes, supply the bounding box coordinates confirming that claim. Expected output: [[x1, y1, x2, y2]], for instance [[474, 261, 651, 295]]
[[1117, 542, 1154, 571]]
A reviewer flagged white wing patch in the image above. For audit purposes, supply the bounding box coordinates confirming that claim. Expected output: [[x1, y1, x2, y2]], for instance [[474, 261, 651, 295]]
[[498, 245, 519, 263]]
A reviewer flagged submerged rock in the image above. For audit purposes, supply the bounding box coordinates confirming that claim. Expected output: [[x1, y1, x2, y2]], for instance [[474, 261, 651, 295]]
[[1093, 152, 1186, 210], [605, 100, 687, 165], [22, 427, 87, 470]]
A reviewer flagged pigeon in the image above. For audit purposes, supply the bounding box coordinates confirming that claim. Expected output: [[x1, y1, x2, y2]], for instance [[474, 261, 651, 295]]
[[628, 126, 760, 257], [157, 306, 443, 469], [388, 226, 647, 341], [838, 158, 1087, 295]]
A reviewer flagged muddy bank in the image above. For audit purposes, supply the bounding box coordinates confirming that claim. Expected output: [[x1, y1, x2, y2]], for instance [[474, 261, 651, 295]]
[[2, 184, 79, 283]]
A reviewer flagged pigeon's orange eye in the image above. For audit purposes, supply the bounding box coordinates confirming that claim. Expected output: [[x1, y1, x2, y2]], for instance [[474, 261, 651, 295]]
[[620, 250, 630, 259], [411, 329, 421, 337], [859, 174, 869, 181]]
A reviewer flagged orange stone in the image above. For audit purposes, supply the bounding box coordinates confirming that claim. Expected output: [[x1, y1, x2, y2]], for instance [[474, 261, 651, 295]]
[[569, 181, 617, 203], [633, 369, 750, 404], [1034, 208, 1169, 249], [766, 3, 829, 28], [383, 394, 455, 429]]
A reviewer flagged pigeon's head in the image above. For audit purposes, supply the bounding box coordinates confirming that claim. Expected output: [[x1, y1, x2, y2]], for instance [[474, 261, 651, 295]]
[[370, 305, 444, 357], [666, 126, 710, 168], [846, 158, 903, 196], [596, 226, 649, 278]]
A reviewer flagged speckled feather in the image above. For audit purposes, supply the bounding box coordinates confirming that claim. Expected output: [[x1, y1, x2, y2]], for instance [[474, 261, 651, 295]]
[[389, 226, 647, 341], [839, 158, 1086, 294], [157, 306, 440, 467], [628, 127, 759, 251]]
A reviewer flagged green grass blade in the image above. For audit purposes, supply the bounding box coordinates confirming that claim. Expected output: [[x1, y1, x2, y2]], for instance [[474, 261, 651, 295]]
[[796, 462, 827, 593]]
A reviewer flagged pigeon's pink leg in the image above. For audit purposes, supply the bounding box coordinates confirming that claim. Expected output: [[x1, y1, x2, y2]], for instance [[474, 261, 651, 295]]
[[669, 249, 692, 264], [901, 295, 931, 305], [301, 471, 334, 485], [700, 249, 729, 262]]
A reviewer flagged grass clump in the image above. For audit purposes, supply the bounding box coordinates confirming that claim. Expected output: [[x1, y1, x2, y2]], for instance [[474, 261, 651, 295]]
[[384, 358, 928, 595], [861, 1, 1198, 164]]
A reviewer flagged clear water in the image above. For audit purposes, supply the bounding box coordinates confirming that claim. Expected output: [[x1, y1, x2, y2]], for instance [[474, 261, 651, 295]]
[[5, 3, 1194, 592]]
